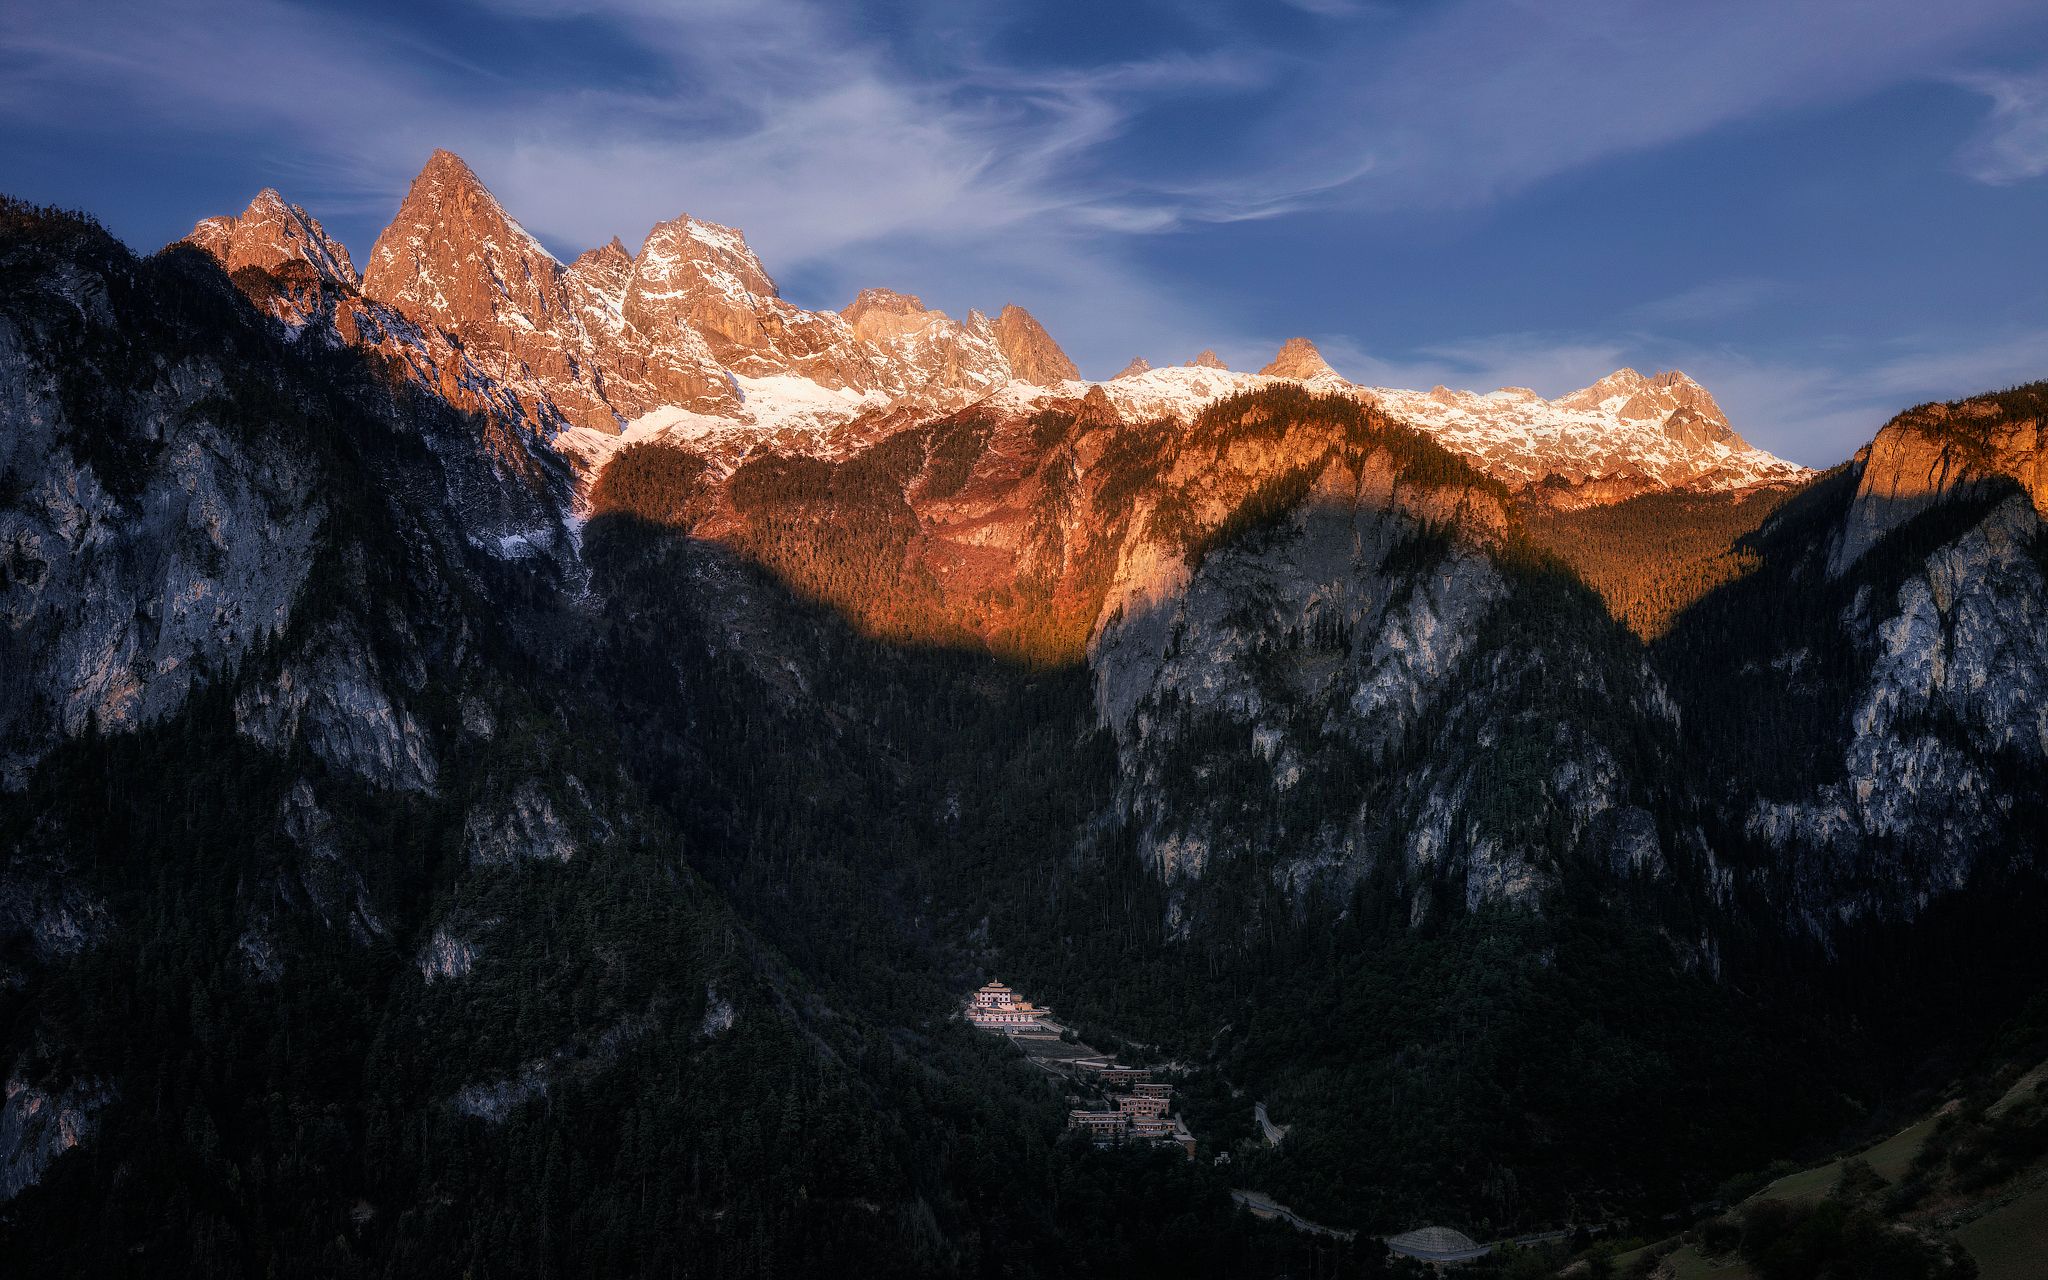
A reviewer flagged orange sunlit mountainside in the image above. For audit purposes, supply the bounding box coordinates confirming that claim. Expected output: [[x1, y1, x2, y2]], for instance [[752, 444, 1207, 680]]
[[3, 4, 2047, 1277]]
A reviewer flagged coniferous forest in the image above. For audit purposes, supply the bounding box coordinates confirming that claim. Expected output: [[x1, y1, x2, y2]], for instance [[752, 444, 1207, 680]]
[[4, 124, 2048, 1280]]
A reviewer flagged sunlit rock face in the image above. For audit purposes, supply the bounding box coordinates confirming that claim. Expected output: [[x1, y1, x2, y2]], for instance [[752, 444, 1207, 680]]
[[1365, 367, 1808, 499], [1257, 336, 1339, 381], [1830, 395, 2048, 575], [991, 303, 1080, 386]]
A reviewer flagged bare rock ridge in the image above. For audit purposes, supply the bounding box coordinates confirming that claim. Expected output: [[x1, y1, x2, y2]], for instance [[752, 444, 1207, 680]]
[[1258, 336, 1338, 380], [186, 188, 358, 289], [1366, 367, 1806, 497], [179, 147, 1807, 503], [991, 303, 1080, 385], [1831, 390, 2048, 574], [186, 150, 1074, 450], [360, 149, 735, 429]]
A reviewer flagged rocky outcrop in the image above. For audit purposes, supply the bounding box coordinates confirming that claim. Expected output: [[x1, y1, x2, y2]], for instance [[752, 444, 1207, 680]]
[[1366, 368, 1806, 497], [625, 213, 861, 395], [1257, 337, 1339, 381], [463, 774, 610, 866], [419, 927, 479, 983], [235, 628, 439, 794], [1113, 356, 1153, 380], [991, 304, 1079, 385], [1830, 394, 2047, 574], [1086, 434, 1669, 914], [1187, 349, 1228, 370], [0, 219, 325, 786], [183, 188, 359, 330], [0, 871, 107, 968], [1753, 493, 2048, 930], [1, 1069, 110, 1203]]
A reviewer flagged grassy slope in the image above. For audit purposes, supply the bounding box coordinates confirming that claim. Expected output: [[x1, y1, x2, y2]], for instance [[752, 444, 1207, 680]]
[[1954, 1181, 2048, 1280], [1610, 1055, 2048, 1279], [1750, 1115, 1942, 1204]]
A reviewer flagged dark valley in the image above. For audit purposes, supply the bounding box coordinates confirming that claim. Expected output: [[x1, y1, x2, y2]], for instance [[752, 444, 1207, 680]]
[[1, 142, 2045, 1280]]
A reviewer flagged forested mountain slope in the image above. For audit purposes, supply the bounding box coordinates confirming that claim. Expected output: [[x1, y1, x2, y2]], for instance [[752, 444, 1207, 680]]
[[0, 201, 1331, 1279], [3, 188, 2046, 1278]]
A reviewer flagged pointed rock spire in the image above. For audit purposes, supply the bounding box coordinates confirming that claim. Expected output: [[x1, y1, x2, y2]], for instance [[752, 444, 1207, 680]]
[[183, 188, 359, 288], [991, 304, 1079, 386], [1258, 337, 1338, 380], [362, 148, 570, 338], [571, 236, 633, 275], [1186, 349, 1227, 370], [1112, 356, 1152, 380]]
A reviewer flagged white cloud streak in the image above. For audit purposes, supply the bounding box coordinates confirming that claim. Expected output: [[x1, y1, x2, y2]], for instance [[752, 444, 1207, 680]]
[[2, 0, 2041, 445], [1954, 67, 2048, 183]]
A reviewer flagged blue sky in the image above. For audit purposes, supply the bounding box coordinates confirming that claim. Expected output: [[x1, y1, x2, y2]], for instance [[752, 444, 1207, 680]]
[[4, 0, 2046, 464]]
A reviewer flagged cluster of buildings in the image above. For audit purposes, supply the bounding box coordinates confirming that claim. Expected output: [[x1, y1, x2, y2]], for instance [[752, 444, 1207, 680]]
[[964, 981, 1198, 1158], [1067, 1074, 1197, 1158]]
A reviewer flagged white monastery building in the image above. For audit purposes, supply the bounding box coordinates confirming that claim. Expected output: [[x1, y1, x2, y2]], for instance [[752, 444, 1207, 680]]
[[967, 980, 1051, 1029]]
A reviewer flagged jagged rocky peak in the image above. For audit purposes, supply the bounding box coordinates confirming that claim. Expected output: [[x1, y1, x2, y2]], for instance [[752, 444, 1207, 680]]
[[564, 235, 635, 338], [841, 287, 945, 343], [632, 212, 779, 307], [1186, 348, 1228, 370], [1558, 367, 1732, 433], [183, 187, 358, 288], [1077, 382, 1123, 425], [1258, 336, 1339, 380], [362, 148, 570, 336], [1113, 356, 1153, 380], [570, 235, 633, 281], [1553, 366, 1649, 409], [991, 304, 1079, 386], [1365, 365, 1807, 496]]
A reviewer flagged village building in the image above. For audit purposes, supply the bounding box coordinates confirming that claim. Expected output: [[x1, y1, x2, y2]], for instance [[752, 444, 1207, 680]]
[[966, 980, 1053, 1030], [1128, 1116, 1171, 1140], [1067, 1109, 1128, 1141], [974, 981, 1196, 1159]]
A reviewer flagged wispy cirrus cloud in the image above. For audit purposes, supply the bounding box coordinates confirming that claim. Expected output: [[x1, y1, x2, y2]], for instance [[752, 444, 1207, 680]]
[[1953, 66, 2048, 182], [1200, 0, 2048, 216], [1625, 279, 1786, 327], [3, 0, 2043, 431]]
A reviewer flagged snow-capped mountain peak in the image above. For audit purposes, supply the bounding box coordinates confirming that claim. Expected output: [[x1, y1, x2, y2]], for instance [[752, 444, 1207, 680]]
[[178, 148, 1803, 504], [1365, 369, 1804, 496]]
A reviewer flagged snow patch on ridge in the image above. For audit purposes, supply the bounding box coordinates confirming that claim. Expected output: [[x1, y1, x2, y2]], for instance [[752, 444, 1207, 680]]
[[557, 372, 894, 483]]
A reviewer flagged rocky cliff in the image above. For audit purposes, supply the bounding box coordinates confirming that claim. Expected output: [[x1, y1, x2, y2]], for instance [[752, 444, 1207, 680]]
[[4, 173, 2046, 1269]]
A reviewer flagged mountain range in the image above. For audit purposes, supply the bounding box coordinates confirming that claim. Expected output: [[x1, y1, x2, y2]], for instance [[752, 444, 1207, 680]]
[[1, 153, 2044, 1278]]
